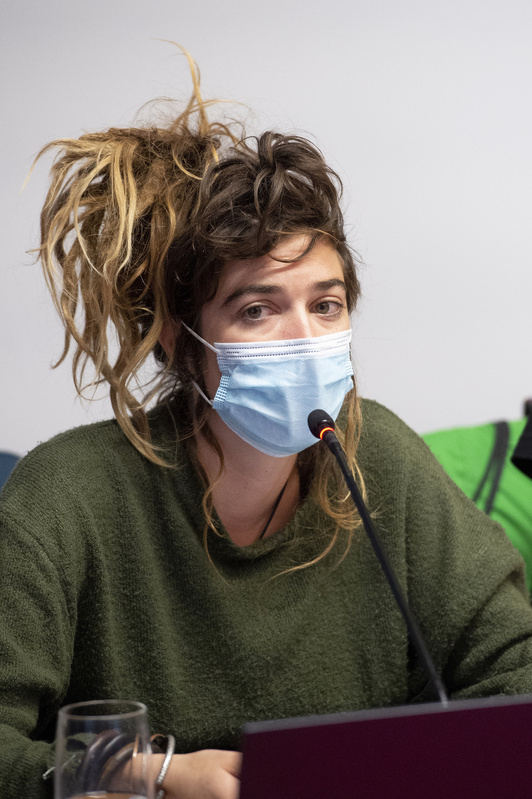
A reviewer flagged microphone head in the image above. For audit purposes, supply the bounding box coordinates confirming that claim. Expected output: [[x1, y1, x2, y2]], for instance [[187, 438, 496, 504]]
[[307, 409, 336, 440]]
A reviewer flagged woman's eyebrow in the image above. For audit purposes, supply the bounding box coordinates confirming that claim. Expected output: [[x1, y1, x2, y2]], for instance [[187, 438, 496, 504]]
[[314, 279, 346, 292], [221, 284, 281, 307], [221, 278, 346, 308]]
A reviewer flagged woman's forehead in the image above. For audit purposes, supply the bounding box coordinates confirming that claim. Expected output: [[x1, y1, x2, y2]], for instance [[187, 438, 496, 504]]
[[213, 238, 344, 303]]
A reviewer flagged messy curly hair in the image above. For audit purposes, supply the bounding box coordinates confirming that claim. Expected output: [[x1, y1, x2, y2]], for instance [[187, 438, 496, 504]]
[[36, 49, 364, 560]]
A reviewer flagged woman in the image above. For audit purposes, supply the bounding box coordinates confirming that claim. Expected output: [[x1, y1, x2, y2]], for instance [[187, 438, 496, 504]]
[[2, 58, 532, 799]]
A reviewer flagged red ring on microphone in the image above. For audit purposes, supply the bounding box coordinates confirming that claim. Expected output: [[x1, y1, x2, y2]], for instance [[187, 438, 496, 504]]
[[319, 427, 335, 440]]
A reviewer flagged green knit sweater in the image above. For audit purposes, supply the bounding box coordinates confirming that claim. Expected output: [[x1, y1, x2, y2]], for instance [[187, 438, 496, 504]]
[[2, 399, 532, 798]]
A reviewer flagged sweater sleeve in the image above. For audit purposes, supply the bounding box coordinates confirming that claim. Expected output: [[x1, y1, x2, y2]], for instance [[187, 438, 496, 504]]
[[0, 454, 79, 799], [360, 401, 532, 700]]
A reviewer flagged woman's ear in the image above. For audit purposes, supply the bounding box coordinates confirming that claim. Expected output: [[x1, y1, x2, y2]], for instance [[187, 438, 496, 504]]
[[159, 319, 181, 359]]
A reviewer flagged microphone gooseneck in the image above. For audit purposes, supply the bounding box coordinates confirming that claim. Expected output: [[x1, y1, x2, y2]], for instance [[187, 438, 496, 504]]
[[308, 409, 448, 705]]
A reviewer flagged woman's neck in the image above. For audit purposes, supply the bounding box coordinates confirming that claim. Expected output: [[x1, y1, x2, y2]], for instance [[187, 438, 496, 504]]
[[195, 414, 300, 547]]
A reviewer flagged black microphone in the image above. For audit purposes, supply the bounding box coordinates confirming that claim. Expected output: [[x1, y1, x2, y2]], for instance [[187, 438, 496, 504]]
[[308, 409, 448, 705]]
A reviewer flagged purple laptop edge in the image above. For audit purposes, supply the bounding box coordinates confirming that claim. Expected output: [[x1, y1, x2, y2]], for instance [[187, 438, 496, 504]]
[[239, 693, 532, 798]]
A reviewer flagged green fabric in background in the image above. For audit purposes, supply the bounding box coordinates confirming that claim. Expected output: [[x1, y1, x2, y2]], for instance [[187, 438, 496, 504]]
[[423, 419, 532, 593]]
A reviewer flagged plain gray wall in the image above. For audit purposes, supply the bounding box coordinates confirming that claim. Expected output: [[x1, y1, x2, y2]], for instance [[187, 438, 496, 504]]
[[2, 0, 531, 457]]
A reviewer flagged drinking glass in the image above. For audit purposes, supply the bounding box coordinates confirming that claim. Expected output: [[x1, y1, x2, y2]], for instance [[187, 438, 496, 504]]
[[54, 700, 153, 799]]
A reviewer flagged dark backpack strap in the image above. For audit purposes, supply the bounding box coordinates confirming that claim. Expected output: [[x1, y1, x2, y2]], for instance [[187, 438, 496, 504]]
[[472, 421, 510, 516], [511, 414, 532, 479]]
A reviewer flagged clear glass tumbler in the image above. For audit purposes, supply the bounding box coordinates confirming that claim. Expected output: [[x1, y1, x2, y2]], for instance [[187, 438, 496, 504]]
[[54, 700, 153, 799]]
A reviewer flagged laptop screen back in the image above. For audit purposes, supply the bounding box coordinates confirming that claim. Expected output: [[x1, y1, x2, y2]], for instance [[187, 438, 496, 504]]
[[240, 694, 532, 799]]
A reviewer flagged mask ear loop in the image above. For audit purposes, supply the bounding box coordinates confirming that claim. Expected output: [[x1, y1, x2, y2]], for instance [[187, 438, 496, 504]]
[[180, 320, 218, 353], [180, 320, 217, 406], [192, 381, 214, 407]]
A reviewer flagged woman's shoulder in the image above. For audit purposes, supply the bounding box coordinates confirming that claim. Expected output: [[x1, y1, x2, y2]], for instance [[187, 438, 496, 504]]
[[0, 406, 182, 515], [35, 417, 122, 453], [4, 404, 183, 486], [355, 398, 456, 513], [360, 397, 412, 432], [5, 418, 126, 483], [358, 398, 430, 461], [0, 419, 126, 526], [0, 406, 195, 564]]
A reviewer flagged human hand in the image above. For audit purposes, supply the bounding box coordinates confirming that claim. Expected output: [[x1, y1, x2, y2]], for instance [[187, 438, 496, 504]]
[[152, 748, 242, 799]]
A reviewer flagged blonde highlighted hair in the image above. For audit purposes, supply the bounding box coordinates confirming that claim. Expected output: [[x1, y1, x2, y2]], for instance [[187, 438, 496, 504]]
[[36, 48, 365, 562]]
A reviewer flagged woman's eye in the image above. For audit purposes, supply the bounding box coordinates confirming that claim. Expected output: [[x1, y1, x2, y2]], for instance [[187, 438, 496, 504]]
[[315, 300, 342, 315], [243, 305, 265, 320]]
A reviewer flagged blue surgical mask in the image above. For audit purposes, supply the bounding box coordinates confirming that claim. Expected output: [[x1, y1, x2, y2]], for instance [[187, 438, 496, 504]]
[[182, 323, 354, 457]]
